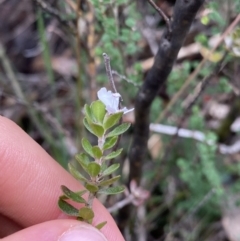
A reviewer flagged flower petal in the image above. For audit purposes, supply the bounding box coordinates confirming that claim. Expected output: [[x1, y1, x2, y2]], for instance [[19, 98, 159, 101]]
[[97, 87, 134, 115]]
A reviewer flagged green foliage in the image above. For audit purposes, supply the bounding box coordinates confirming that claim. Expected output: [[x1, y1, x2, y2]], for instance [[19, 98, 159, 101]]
[[87, 162, 101, 177], [167, 61, 192, 95], [59, 95, 130, 226], [61, 185, 87, 203], [79, 207, 94, 221], [176, 138, 223, 216], [75, 153, 90, 173], [91, 101, 106, 123], [104, 149, 123, 160], [82, 138, 94, 157], [68, 163, 87, 182], [103, 112, 123, 130], [92, 1, 141, 83], [95, 221, 108, 230], [58, 198, 79, 216], [103, 136, 118, 150], [99, 175, 121, 187], [188, 106, 205, 130], [98, 185, 125, 195], [102, 163, 120, 177], [107, 123, 131, 137]]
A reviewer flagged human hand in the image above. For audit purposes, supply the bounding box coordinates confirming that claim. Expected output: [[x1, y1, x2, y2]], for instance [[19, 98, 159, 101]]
[[0, 116, 125, 241]]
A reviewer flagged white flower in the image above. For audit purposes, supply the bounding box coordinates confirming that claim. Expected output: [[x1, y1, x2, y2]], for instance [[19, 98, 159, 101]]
[[97, 87, 134, 115]]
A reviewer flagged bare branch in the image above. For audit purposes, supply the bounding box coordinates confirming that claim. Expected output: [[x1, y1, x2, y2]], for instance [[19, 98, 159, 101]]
[[129, 0, 205, 185], [102, 53, 118, 94], [148, 0, 172, 34]]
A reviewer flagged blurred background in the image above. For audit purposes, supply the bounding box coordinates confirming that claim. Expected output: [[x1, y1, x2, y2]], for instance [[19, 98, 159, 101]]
[[0, 0, 240, 240]]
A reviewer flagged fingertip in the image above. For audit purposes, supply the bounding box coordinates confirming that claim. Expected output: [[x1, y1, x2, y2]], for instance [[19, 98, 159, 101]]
[[0, 116, 125, 241], [59, 223, 108, 241], [2, 220, 108, 241]]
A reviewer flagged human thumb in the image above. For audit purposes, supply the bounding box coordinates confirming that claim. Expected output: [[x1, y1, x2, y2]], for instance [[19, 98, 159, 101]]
[[2, 220, 108, 241]]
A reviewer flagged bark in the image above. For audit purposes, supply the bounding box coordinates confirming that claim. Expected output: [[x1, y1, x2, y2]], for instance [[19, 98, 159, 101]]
[[129, 0, 205, 184]]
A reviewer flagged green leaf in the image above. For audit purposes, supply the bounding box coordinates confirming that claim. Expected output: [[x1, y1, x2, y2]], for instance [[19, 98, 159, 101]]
[[84, 104, 94, 122], [87, 162, 101, 177], [104, 149, 123, 160], [68, 163, 87, 182], [125, 17, 136, 28], [79, 207, 94, 220], [101, 162, 108, 173], [102, 163, 120, 176], [61, 185, 87, 203], [91, 100, 106, 123], [59, 195, 68, 200], [103, 136, 118, 150], [103, 112, 123, 130], [95, 221, 107, 230], [82, 138, 93, 157], [98, 185, 125, 195], [88, 121, 105, 137], [83, 118, 95, 135], [58, 198, 79, 216], [75, 153, 90, 172], [76, 190, 88, 196], [99, 175, 120, 187], [107, 123, 131, 137], [92, 146, 103, 159], [85, 182, 99, 192]]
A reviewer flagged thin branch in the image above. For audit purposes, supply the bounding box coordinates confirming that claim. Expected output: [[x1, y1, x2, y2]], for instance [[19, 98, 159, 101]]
[[112, 70, 141, 87], [120, 1, 204, 233], [129, 0, 205, 185], [148, 0, 172, 34], [102, 53, 118, 93], [108, 195, 134, 213]]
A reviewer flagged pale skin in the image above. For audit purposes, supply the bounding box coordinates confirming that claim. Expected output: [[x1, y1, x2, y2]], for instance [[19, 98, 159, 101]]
[[0, 116, 125, 241]]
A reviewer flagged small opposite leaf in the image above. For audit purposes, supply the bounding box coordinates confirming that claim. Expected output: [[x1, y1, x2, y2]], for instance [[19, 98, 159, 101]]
[[58, 198, 79, 216], [68, 163, 87, 182], [76, 190, 88, 196], [91, 100, 106, 123], [59, 195, 68, 200], [104, 149, 123, 160], [82, 138, 93, 157], [84, 104, 94, 122], [83, 118, 95, 135], [88, 121, 105, 137], [61, 185, 86, 203], [107, 123, 131, 138], [102, 163, 120, 177], [87, 162, 101, 177], [101, 163, 108, 173], [103, 136, 118, 150], [95, 221, 107, 230], [98, 185, 125, 195], [99, 175, 120, 187], [85, 182, 99, 192], [103, 112, 123, 130], [75, 153, 90, 172], [79, 207, 94, 221], [92, 146, 103, 159]]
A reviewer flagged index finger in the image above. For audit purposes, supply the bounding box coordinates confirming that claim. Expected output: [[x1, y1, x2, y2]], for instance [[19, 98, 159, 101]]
[[0, 116, 124, 241]]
